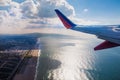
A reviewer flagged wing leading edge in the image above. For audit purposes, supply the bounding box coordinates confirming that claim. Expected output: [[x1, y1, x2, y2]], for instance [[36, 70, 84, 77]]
[[55, 9, 120, 50], [55, 9, 76, 29]]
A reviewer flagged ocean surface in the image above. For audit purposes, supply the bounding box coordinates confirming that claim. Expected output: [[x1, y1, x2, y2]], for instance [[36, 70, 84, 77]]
[[35, 32, 120, 80]]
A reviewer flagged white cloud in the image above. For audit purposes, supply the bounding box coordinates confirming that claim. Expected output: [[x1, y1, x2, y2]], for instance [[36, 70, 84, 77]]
[[37, 0, 75, 18], [20, 0, 38, 18], [0, 10, 10, 23], [9, 1, 22, 19], [0, 0, 11, 6], [70, 17, 100, 25], [83, 8, 88, 12], [0, 0, 100, 34]]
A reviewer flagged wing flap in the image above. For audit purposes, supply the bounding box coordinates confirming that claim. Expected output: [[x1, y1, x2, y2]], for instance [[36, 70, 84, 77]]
[[94, 41, 120, 50]]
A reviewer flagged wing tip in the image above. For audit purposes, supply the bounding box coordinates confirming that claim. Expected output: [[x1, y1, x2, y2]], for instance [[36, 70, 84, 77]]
[[55, 9, 58, 11], [94, 47, 100, 51], [94, 41, 120, 51], [54, 9, 76, 29]]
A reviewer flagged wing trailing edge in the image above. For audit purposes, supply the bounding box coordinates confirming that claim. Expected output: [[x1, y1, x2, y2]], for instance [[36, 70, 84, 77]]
[[94, 41, 120, 50]]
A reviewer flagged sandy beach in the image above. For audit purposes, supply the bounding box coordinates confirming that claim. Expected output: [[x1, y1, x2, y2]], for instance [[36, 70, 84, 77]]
[[13, 50, 39, 80]]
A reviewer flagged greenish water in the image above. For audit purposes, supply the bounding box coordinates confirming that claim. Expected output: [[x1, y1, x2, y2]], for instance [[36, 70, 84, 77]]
[[35, 33, 120, 80]]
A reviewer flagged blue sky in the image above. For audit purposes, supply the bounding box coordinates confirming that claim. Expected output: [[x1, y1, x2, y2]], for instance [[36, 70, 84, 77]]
[[13, 0, 25, 3], [68, 0, 120, 24]]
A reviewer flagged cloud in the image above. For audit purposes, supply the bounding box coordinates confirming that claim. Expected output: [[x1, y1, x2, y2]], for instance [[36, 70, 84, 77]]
[[9, 1, 22, 19], [0, 0, 11, 6], [26, 18, 63, 29], [70, 17, 100, 25], [0, 0, 100, 34], [0, 0, 75, 25], [83, 8, 88, 12], [37, 0, 75, 18], [0, 10, 10, 23], [19, 0, 75, 18], [20, 0, 38, 18]]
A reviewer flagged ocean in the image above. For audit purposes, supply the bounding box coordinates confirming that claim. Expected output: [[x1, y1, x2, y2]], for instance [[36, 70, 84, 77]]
[[35, 31, 120, 80]]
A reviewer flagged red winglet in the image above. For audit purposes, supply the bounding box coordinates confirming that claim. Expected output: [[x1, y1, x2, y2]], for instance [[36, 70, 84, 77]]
[[94, 41, 120, 50], [55, 9, 76, 29]]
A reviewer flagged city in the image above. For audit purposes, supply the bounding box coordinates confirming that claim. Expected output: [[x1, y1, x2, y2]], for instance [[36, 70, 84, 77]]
[[0, 34, 39, 80]]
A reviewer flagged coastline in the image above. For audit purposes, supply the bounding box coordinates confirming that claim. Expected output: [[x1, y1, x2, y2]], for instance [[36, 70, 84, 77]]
[[13, 50, 40, 80], [34, 50, 41, 80]]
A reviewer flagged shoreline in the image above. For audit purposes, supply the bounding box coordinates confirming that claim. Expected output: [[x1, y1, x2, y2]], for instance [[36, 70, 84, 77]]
[[34, 50, 41, 80], [13, 49, 40, 80]]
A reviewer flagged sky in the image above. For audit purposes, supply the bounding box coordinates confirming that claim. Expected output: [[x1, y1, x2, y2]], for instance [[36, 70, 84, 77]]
[[0, 0, 120, 34], [68, 0, 120, 24]]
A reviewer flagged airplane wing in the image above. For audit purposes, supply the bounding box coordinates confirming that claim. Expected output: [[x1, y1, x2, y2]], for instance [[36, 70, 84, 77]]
[[55, 9, 120, 50], [94, 41, 119, 50]]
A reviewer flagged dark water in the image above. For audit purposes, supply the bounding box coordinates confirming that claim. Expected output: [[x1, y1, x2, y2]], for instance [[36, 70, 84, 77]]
[[35, 33, 120, 80]]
